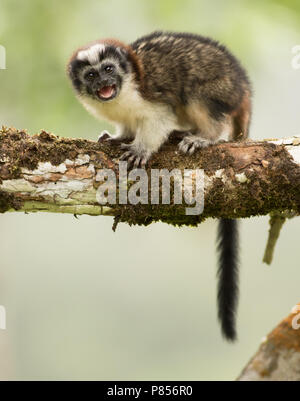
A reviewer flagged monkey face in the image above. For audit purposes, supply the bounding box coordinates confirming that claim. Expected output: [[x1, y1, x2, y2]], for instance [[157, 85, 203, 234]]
[[78, 62, 121, 102], [68, 43, 130, 102]]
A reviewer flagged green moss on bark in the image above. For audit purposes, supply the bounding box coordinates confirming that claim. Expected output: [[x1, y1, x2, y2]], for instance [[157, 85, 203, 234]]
[[0, 191, 23, 213], [0, 127, 299, 223]]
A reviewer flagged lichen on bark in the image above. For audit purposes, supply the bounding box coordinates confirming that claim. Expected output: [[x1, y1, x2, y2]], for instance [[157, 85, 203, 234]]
[[0, 127, 299, 226]]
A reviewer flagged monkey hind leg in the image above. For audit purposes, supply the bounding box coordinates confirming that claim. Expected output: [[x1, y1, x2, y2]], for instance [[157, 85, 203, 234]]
[[178, 133, 213, 154], [177, 102, 234, 154], [232, 91, 251, 141], [217, 218, 239, 341]]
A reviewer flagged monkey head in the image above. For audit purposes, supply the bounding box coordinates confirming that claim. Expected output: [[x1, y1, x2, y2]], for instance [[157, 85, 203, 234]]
[[67, 41, 136, 103]]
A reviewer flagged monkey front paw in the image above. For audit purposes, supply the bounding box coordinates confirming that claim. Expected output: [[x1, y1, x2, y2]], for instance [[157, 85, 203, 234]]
[[98, 130, 122, 145], [178, 136, 213, 155], [119, 144, 149, 168]]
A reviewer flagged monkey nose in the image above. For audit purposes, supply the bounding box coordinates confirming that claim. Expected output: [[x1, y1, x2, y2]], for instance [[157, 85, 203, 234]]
[[98, 79, 110, 88]]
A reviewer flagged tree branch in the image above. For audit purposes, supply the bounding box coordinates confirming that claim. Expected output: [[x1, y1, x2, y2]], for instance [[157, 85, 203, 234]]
[[238, 304, 300, 381], [0, 127, 299, 226]]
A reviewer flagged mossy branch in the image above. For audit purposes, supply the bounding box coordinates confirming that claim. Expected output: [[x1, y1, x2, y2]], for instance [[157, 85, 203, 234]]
[[263, 213, 287, 265], [263, 211, 298, 265], [238, 303, 300, 381], [0, 127, 299, 227]]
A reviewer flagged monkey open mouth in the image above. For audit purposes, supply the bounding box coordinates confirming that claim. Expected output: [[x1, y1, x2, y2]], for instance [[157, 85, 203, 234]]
[[97, 84, 117, 101]]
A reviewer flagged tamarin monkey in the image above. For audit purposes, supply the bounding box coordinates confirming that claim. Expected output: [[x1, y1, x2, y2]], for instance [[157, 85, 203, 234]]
[[67, 31, 252, 341]]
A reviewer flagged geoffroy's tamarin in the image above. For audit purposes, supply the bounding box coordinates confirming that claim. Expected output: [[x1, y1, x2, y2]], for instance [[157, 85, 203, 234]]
[[67, 31, 252, 341]]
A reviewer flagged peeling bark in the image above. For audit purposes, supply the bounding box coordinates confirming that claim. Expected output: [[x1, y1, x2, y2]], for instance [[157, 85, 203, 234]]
[[0, 127, 299, 225], [238, 304, 300, 381]]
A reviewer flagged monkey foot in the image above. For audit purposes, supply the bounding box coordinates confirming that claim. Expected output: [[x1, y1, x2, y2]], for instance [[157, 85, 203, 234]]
[[178, 135, 213, 155], [97, 130, 122, 145], [119, 144, 149, 168]]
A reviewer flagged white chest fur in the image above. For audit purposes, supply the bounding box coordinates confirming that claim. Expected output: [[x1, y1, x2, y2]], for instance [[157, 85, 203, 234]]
[[78, 76, 185, 135]]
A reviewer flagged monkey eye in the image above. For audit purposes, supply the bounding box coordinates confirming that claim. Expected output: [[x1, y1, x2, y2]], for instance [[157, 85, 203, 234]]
[[84, 71, 96, 81], [104, 65, 114, 73]]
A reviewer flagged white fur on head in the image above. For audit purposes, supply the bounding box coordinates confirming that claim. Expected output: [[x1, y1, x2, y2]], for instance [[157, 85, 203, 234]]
[[77, 44, 106, 64]]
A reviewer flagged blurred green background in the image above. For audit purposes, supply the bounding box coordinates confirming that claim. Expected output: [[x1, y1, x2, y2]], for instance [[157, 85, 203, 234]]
[[0, 0, 299, 380]]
